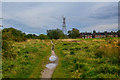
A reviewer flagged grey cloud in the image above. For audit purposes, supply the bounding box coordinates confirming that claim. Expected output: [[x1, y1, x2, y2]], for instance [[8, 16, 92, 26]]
[[2, 2, 118, 34], [90, 3, 118, 19]]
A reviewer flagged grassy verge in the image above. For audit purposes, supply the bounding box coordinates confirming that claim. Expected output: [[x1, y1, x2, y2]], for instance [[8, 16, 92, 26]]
[[52, 43, 70, 78], [53, 38, 120, 78], [2, 39, 51, 78]]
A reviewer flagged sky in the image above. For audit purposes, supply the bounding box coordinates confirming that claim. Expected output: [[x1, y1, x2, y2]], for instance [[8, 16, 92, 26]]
[[1, 0, 120, 2], [2, 2, 118, 35], [0, 2, 2, 25]]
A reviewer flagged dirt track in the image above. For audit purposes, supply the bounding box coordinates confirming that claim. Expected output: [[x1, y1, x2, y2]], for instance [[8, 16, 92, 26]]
[[41, 41, 58, 79]]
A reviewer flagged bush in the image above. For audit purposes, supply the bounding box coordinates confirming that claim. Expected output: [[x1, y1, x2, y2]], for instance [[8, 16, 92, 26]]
[[63, 43, 67, 45], [75, 48, 81, 50], [74, 63, 85, 70], [95, 50, 105, 58], [95, 73, 118, 78], [110, 57, 119, 64], [47, 29, 65, 39], [2, 40, 15, 59], [118, 41, 120, 46], [70, 51, 75, 55], [2, 28, 27, 42]]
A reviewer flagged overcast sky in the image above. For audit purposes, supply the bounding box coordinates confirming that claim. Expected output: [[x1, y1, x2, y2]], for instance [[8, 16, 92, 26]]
[[2, 2, 118, 35]]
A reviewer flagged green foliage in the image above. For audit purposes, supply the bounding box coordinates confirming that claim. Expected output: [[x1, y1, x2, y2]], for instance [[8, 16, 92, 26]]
[[26, 34, 36, 39], [117, 30, 120, 37], [2, 28, 26, 42], [93, 30, 96, 34], [2, 28, 27, 59], [39, 34, 49, 40], [95, 50, 104, 58], [70, 51, 75, 55], [2, 40, 15, 59], [53, 38, 120, 78], [2, 40, 51, 78], [68, 28, 80, 38], [118, 41, 120, 46], [47, 28, 66, 39], [2, 27, 51, 78]]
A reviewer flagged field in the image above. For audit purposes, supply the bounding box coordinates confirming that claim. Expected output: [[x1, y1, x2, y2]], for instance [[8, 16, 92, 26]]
[[53, 38, 120, 78], [2, 37, 120, 78], [2, 39, 51, 78]]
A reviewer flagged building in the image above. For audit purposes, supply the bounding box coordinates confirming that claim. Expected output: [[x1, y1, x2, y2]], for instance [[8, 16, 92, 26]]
[[80, 33, 92, 38], [80, 32, 118, 39]]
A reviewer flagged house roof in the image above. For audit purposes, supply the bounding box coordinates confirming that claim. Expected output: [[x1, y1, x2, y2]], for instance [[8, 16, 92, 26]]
[[80, 32, 118, 35]]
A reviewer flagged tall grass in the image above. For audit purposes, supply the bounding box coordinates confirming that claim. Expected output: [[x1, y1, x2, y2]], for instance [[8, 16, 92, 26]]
[[53, 38, 120, 78], [2, 39, 51, 78]]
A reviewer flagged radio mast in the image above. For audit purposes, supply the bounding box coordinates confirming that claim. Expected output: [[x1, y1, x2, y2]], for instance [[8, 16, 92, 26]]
[[62, 16, 67, 34]]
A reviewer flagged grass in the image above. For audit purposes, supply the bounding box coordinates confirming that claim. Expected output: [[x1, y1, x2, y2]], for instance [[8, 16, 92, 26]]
[[52, 48, 70, 78], [2, 39, 51, 78], [52, 38, 120, 78]]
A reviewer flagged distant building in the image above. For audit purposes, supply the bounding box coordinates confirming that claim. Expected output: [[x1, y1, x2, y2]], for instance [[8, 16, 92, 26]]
[[80, 33, 92, 38], [80, 32, 118, 38]]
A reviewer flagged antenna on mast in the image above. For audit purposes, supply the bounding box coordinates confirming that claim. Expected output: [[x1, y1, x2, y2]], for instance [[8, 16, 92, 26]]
[[62, 16, 67, 34]]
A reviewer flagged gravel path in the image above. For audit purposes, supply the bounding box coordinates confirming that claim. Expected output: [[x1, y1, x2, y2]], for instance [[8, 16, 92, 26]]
[[41, 41, 59, 79]]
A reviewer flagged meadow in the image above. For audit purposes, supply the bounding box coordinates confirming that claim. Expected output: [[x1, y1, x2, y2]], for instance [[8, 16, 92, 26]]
[[2, 39, 51, 78], [2, 37, 120, 78], [53, 37, 120, 78]]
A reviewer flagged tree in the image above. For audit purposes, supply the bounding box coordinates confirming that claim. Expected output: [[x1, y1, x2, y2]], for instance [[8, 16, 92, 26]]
[[68, 28, 80, 39], [104, 31, 108, 37], [47, 29, 65, 39], [39, 34, 49, 40], [2, 27, 26, 42], [32, 34, 38, 39], [2, 27, 27, 59], [93, 30, 96, 34], [26, 34, 33, 38], [117, 30, 120, 37], [26, 34, 38, 39]]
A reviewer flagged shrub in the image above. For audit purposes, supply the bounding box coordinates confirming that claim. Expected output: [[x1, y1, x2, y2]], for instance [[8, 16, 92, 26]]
[[70, 48, 74, 51], [63, 43, 67, 45], [85, 49, 91, 52], [95, 73, 118, 78], [110, 57, 119, 64], [75, 48, 81, 50], [95, 50, 105, 58], [70, 51, 75, 55], [83, 46, 88, 49], [97, 65, 109, 74], [83, 66, 89, 71], [96, 64, 119, 75], [2, 40, 15, 59], [75, 63, 85, 70], [62, 48, 68, 50], [73, 58, 78, 63], [118, 41, 120, 46], [86, 70, 97, 77]]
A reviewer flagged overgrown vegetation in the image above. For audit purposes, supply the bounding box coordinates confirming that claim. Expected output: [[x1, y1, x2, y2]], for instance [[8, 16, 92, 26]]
[[2, 39, 51, 78], [2, 28, 27, 59], [47, 29, 67, 39], [53, 38, 120, 78], [2, 28, 51, 78], [2, 27, 120, 78], [2, 28, 50, 59], [68, 28, 80, 38]]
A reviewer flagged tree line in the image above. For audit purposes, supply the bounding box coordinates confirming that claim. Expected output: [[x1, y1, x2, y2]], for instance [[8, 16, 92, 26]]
[[1, 27, 120, 59], [2, 27, 120, 41]]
